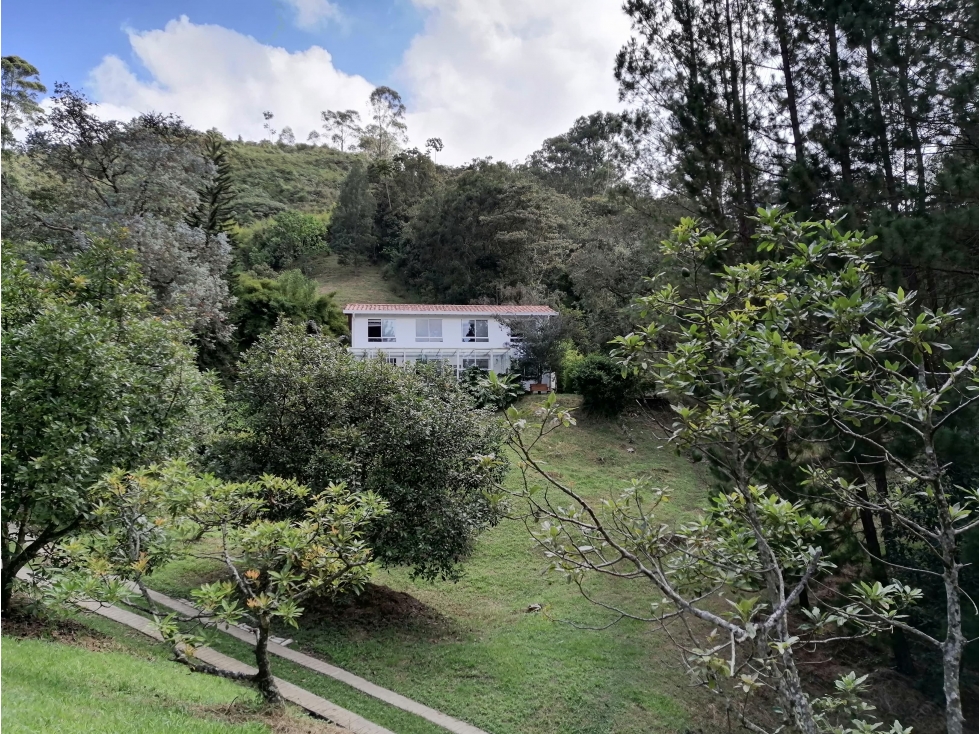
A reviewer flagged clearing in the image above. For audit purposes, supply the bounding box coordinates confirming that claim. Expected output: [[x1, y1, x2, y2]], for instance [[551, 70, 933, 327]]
[[307, 254, 418, 308]]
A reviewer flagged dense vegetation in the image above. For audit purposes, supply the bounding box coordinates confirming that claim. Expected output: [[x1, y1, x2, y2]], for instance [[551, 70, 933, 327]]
[[2, 2, 978, 729]]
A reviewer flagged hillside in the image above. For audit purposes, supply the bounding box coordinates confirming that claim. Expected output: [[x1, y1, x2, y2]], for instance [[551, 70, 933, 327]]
[[227, 142, 357, 224], [307, 254, 418, 307]]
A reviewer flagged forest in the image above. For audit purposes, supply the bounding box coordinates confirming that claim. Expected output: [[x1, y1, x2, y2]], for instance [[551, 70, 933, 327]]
[[2, 1, 979, 733]]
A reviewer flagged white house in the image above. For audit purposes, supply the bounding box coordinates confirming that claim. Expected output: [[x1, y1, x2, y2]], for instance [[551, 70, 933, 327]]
[[344, 303, 558, 385]]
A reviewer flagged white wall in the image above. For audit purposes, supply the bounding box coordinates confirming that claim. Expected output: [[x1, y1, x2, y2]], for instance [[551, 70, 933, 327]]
[[350, 314, 513, 350]]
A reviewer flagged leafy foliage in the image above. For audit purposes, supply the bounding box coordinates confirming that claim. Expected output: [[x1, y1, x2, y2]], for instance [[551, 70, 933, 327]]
[[49, 461, 387, 705], [231, 268, 347, 349], [217, 324, 509, 581], [1, 55, 46, 152], [244, 210, 329, 270], [1, 239, 219, 610], [563, 353, 638, 416]]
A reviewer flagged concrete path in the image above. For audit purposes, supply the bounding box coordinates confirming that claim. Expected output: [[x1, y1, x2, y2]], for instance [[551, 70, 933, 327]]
[[75, 598, 396, 734], [141, 587, 490, 734]]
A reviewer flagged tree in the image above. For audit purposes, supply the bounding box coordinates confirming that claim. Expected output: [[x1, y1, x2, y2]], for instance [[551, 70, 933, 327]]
[[402, 160, 578, 303], [525, 112, 628, 197], [262, 111, 275, 142], [9, 85, 236, 343], [359, 86, 407, 160], [425, 137, 443, 163], [1, 56, 46, 152], [249, 210, 329, 270], [321, 109, 362, 152], [1, 240, 219, 612], [328, 160, 378, 264], [306, 130, 321, 145], [49, 463, 387, 705], [231, 268, 347, 349], [611, 209, 979, 733], [186, 133, 238, 244], [276, 126, 295, 146], [217, 324, 508, 580]]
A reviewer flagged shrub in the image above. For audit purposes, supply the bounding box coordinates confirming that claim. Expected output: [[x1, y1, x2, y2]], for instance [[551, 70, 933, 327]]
[[231, 269, 346, 349], [564, 353, 636, 416]]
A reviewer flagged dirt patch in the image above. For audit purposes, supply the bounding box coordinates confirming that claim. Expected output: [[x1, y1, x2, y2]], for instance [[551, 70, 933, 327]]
[[2, 603, 121, 653], [196, 701, 345, 734], [296, 583, 454, 636]]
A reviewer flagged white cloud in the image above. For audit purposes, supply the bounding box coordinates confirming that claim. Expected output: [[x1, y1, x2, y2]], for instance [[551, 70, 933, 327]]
[[398, 0, 630, 164], [83, 4, 630, 164], [284, 0, 344, 30], [88, 16, 374, 143]]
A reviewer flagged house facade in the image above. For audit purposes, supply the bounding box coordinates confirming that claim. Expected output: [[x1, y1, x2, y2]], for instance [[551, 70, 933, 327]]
[[344, 303, 558, 383]]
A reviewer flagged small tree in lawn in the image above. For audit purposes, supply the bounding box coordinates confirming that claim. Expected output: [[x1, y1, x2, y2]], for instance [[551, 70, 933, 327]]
[[51, 462, 387, 705]]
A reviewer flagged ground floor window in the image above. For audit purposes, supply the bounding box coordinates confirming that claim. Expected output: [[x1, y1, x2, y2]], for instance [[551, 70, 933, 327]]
[[462, 357, 490, 371]]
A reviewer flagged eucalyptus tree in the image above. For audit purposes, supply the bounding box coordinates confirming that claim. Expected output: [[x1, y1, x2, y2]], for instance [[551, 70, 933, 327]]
[[321, 109, 362, 151], [1, 55, 45, 152], [359, 86, 408, 160]]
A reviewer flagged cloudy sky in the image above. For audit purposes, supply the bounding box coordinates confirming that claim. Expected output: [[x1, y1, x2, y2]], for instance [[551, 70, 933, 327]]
[[4, 0, 632, 165]]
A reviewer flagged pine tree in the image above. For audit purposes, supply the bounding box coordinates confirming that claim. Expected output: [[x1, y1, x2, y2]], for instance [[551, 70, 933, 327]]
[[187, 133, 238, 243], [329, 160, 377, 265]]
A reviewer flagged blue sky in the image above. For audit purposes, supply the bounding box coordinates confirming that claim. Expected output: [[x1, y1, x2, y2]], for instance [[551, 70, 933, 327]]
[[2, 0, 630, 165], [3, 1, 422, 94]]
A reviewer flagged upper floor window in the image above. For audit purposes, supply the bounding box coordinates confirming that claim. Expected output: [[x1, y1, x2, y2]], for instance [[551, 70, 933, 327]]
[[462, 319, 489, 342], [368, 319, 396, 342], [415, 318, 443, 342]]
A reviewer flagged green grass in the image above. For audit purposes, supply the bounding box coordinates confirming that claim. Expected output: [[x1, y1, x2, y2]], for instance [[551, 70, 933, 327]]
[[306, 254, 418, 307], [1, 636, 269, 734], [147, 401, 718, 734]]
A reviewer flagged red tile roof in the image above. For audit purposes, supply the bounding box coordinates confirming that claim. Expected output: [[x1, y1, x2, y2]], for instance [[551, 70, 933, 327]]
[[343, 303, 558, 316]]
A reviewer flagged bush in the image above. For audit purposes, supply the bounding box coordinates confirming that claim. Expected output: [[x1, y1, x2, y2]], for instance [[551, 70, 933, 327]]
[[217, 324, 508, 581], [245, 210, 329, 270], [231, 269, 347, 349], [460, 367, 523, 410], [564, 353, 636, 416]]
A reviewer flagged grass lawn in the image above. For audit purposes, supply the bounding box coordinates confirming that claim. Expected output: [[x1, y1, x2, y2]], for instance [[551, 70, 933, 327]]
[[307, 254, 418, 307], [147, 399, 719, 734], [2, 635, 275, 734]]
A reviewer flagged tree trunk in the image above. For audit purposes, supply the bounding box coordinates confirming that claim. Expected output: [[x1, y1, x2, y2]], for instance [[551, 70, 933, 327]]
[[942, 557, 965, 734], [253, 616, 283, 706], [826, 14, 854, 203], [896, 33, 926, 213], [772, 0, 805, 165], [865, 38, 898, 209]]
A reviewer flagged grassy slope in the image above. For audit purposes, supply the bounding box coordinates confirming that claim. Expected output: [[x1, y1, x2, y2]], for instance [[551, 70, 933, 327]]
[[227, 143, 356, 222], [306, 254, 417, 307], [1, 636, 271, 734], [149, 400, 718, 734]]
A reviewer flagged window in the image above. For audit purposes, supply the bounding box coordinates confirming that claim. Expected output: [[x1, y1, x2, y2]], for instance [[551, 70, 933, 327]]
[[385, 356, 399, 365], [368, 319, 396, 342], [462, 319, 489, 342], [415, 318, 443, 342], [462, 357, 490, 371]]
